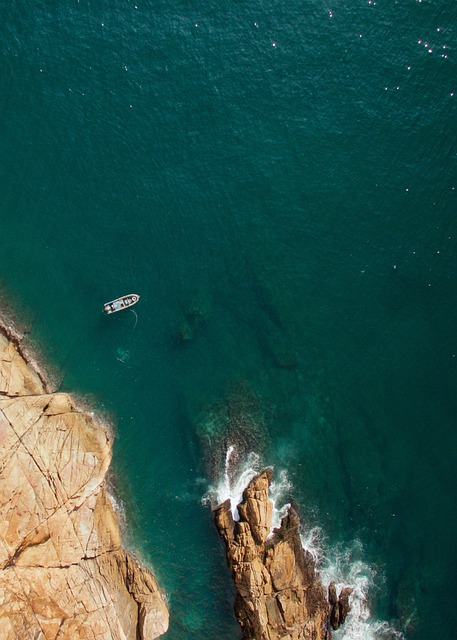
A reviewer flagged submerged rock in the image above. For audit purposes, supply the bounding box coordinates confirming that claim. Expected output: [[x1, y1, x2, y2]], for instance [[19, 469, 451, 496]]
[[214, 470, 351, 640], [177, 290, 211, 343], [0, 325, 169, 640], [195, 380, 270, 485]]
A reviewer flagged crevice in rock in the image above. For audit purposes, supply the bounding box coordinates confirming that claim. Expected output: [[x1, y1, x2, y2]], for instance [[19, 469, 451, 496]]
[[0, 324, 53, 393], [3, 532, 51, 569]]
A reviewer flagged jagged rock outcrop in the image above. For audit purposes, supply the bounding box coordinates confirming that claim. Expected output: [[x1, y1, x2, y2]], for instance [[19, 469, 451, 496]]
[[328, 582, 352, 630], [0, 325, 169, 640], [214, 469, 351, 640]]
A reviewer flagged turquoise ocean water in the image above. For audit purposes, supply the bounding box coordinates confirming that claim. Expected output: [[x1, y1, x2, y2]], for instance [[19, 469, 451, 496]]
[[1, 1, 456, 637]]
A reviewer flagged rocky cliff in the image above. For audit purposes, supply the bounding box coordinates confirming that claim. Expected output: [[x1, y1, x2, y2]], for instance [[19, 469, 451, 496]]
[[0, 325, 169, 640], [214, 469, 351, 640]]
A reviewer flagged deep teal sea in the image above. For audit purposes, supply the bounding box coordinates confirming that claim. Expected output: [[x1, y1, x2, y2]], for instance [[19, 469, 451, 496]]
[[1, 1, 456, 638]]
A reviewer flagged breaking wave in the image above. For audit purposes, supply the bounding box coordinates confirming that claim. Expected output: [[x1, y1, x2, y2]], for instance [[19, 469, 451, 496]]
[[212, 445, 261, 520], [208, 445, 292, 532], [318, 542, 405, 640], [269, 468, 292, 531]]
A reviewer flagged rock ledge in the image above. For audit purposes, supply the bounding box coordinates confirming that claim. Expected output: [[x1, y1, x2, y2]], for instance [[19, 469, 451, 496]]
[[0, 324, 169, 640]]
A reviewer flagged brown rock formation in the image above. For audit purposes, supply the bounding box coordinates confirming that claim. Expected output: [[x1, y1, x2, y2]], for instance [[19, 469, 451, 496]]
[[0, 325, 169, 640], [214, 469, 351, 640]]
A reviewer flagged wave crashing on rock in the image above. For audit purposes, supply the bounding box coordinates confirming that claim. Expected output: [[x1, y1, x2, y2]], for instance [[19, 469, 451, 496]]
[[214, 467, 352, 640]]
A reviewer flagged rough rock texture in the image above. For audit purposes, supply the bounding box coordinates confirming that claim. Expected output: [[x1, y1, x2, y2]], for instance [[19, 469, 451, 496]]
[[0, 326, 169, 640], [214, 469, 351, 640]]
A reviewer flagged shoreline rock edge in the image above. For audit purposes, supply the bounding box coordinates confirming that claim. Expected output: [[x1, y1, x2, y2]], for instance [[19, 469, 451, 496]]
[[214, 469, 352, 640], [0, 324, 169, 639]]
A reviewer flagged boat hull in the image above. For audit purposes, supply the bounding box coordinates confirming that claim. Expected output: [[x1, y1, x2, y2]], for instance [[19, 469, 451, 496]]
[[103, 294, 140, 314]]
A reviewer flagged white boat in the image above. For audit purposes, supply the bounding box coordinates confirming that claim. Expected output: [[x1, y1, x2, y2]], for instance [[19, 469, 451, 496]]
[[103, 294, 140, 314]]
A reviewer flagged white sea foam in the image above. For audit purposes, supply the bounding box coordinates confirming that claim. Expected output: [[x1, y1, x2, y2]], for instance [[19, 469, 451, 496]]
[[213, 447, 295, 530], [269, 468, 292, 533], [300, 525, 326, 566], [318, 541, 405, 640], [106, 487, 125, 525], [214, 446, 261, 520]]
